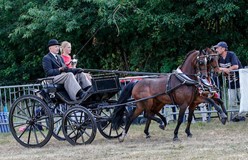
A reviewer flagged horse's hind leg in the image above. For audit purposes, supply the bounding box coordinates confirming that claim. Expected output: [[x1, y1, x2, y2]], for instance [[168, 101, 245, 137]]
[[144, 118, 152, 138], [174, 105, 187, 141], [119, 104, 144, 142], [143, 112, 165, 138]]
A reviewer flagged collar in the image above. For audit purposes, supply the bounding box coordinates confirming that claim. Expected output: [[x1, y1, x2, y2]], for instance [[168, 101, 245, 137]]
[[50, 52, 58, 59]]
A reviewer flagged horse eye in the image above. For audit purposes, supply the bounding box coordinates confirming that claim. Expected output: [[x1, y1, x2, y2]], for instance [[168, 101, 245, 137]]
[[199, 60, 204, 65]]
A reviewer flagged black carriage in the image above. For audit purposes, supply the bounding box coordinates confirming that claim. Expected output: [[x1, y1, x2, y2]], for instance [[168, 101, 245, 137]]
[[8, 73, 128, 147]]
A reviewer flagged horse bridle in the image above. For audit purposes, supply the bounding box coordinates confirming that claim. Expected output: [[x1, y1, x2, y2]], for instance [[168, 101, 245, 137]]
[[196, 50, 208, 78], [196, 49, 219, 78]]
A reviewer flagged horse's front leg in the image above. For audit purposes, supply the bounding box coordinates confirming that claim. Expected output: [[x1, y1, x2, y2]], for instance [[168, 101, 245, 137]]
[[213, 97, 228, 116], [173, 105, 187, 141], [185, 104, 196, 138], [156, 112, 167, 130]]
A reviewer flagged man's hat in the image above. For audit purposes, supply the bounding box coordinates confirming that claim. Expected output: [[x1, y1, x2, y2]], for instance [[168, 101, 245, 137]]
[[214, 41, 228, 49], [48, 39, 60, 47]]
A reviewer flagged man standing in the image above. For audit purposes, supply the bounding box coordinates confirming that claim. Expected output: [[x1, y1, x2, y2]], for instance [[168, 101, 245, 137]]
[[42, 39, 92, 100], [214, 41, 244, 121]]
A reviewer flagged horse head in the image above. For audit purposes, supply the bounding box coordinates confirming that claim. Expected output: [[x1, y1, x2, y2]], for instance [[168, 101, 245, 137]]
[[204, 47, 220, 73], [180, 50, 209, 80], [179, 48, 220, 92]]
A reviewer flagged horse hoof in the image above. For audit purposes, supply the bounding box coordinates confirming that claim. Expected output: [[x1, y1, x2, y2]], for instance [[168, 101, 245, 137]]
[[146, 135, 151, 139], [173, 137, 180, 141], [219, 113, 227, 125], [159, 124, 165, 130], [118, 133, 126, 142], [221, 113, 227, 118], [118, 137, 124, 143], [221, 117, 227, 125], [187, 134, 193, 138]]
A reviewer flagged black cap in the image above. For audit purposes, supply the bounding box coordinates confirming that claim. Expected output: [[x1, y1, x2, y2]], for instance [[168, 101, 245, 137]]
[[48, 39, 60, 47]]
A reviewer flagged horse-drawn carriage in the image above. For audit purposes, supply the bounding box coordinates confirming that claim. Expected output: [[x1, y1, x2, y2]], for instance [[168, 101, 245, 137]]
[[8, 73, 128, 147], [9, 47, 228, 147]]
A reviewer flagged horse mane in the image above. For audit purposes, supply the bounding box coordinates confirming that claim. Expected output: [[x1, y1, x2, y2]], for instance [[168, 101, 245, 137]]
[[181, 50, 197, 67]]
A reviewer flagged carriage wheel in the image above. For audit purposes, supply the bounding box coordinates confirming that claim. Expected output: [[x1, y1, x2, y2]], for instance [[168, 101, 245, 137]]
[[62, 106, 97, 145], [96, 107, 129, 139], [9, 95, 54, 148], [50, 104, 68, 141]]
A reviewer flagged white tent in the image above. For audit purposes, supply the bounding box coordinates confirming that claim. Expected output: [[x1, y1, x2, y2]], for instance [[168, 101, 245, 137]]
[[239, 69, 248, 113]]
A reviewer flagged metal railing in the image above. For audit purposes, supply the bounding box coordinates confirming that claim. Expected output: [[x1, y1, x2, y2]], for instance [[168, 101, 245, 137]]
[[219, 70, 241, 118], [0, 84, 41, 112]]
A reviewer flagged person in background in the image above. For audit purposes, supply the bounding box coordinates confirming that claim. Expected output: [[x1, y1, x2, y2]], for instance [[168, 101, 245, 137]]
[[42, 39, 92, 101], [214, 41, 245, 121]]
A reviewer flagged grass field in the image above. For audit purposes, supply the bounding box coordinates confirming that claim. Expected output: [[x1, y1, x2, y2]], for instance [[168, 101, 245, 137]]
[[1, 119, 248, 160]]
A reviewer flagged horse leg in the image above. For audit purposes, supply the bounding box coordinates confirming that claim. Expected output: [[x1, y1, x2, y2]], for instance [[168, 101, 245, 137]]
[[145, 113, 164, 128], [155, 112, 167, 130], [119, 105, 144, 142], [213, 97, 228, 116], [143, 111, 166, 138], [150, 103, 168, 130], [144, 117, 152, 138], [206, 98, 227, 125], [143, 111, 153, 138], [173, 105, 187, 141], [185, 104, 195, 138]]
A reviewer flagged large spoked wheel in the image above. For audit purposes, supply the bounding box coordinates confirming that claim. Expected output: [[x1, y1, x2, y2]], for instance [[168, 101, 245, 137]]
[[62, 106, 97, 145], [9, 95, 54, 148], [97, 107, 129, 139], [50, 104, 68, 141]]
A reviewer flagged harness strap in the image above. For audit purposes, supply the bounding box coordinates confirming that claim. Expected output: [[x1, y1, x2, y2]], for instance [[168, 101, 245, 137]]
[[200, 78, 213, 88], [175, 69, 199, 85], [166, 74, 177, 106]]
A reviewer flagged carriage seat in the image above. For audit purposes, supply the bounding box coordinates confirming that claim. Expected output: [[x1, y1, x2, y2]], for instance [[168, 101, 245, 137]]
[[37, 77, 65, 93], [44, 84, 64, 90], [37, 77, 86, 104]]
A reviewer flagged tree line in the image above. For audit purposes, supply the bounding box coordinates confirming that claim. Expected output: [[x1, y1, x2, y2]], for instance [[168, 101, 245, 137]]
[[0, 0, 247, 85]]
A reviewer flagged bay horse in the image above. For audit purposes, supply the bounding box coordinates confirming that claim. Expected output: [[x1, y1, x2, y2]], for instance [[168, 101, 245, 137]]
[[112, 48, 227, 142]]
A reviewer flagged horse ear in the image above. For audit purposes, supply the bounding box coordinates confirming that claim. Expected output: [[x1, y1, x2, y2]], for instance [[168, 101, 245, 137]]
[[202, 49, 206, 55], [210, 46, 217, 53]]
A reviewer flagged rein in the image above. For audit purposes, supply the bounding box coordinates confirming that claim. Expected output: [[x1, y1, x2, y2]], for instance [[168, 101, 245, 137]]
[[103, 49, 218, 108], [98, 81, 184, 109]]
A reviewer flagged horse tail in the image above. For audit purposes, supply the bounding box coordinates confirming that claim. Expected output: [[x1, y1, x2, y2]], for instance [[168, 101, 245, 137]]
[[112, 81, 137, 130]]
